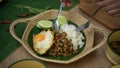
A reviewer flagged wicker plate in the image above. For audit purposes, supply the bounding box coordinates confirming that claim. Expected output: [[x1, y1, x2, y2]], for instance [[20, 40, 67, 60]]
[[9, 10, 107, 64]]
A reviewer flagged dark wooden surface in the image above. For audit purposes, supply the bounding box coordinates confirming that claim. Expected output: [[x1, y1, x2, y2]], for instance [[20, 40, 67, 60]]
[[79, 1, 120, 31]]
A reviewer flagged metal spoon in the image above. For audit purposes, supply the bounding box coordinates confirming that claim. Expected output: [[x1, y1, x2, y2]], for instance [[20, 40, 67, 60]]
[[52, 2, 63, 31]]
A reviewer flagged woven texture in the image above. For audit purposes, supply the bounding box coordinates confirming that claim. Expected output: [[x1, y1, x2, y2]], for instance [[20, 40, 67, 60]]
[[10, 10, 107, 64]]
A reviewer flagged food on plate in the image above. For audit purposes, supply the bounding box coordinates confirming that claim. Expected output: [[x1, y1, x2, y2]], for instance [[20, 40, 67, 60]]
[[46, 31, 78, 57], [33, 30, 54, 54], [33, 16, 85, 57], [36, 20, 52, 29], [33, 24, 85, 57], [58, 15, 68, 26], [60, 24, 85, 49], [36, 15, 68, 30]]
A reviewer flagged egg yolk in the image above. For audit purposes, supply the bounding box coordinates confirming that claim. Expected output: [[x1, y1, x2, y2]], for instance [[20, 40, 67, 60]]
[[35, 34, 45, 42]]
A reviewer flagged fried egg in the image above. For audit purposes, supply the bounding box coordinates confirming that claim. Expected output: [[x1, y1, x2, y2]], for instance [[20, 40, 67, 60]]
[[33, 30, 54, 54]]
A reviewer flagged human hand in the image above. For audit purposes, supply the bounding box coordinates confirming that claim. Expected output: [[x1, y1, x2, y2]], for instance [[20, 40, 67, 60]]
[[60, 0, 94, 7], [80, 0, 92, 3], [61, 0, 72, 7], [97, 0, 120, 16]]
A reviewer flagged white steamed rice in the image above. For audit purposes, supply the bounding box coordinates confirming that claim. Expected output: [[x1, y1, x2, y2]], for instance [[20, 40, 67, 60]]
[[60, 24, 85, 49]]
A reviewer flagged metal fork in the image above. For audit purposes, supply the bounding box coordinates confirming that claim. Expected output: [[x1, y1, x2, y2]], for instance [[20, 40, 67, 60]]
[[52, 2, 63, 31], [76, 21, 90, 31]]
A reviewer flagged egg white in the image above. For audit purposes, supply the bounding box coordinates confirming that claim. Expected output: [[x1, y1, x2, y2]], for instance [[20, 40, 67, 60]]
[[33, 30, 54, 54]]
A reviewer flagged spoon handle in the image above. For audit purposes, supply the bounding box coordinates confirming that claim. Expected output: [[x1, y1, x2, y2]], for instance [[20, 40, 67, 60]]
[[53, 2, 63, 31], [56, 2, 63, 20]]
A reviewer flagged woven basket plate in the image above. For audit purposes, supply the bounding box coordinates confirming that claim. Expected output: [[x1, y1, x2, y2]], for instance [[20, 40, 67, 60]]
[[10, 10, 107, 64]]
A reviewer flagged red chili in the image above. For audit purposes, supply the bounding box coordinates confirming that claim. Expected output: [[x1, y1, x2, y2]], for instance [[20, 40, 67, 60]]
[[0, 20, 12, 24], [16, 13, 29, 18]]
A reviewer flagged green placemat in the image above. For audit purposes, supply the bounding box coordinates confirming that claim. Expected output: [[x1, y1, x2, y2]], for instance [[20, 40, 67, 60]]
[[0, 0, 79, 62]]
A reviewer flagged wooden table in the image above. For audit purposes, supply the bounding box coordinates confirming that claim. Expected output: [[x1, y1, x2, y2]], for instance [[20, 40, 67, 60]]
[[0, 5, 113, 68]]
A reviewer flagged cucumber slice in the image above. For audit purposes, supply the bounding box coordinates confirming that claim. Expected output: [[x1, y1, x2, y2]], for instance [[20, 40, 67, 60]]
[[58, 15, 68, 26], [36, 20, 52, 29]]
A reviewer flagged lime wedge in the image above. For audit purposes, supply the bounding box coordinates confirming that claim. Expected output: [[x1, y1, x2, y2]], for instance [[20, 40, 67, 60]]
[[111, 65, 120, 68], [36, 20, 52, 29], [58, 15, 68, 26]]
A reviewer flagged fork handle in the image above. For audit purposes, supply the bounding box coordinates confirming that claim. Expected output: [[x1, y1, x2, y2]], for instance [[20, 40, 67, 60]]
[[76, 21, 90, 31]]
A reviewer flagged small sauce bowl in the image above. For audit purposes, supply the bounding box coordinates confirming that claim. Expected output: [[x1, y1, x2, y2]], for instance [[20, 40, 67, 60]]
[[8, 59, 47, 68], [106, 30, 120, 64]]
